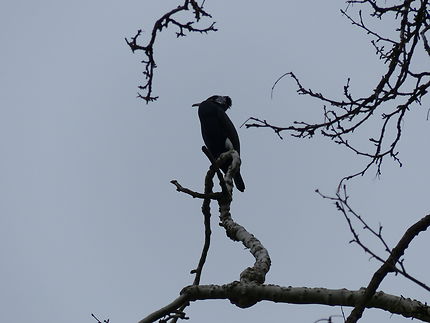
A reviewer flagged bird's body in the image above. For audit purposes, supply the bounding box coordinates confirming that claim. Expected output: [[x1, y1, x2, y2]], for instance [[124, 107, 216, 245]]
[[193, 95, 245, 192]]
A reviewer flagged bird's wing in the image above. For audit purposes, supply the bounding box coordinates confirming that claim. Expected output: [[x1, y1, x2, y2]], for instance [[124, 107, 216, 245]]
[[217, 108, 240, 154]]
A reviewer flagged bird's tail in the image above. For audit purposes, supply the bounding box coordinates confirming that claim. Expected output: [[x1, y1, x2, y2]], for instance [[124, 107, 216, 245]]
[[234, 171, 245, 192]]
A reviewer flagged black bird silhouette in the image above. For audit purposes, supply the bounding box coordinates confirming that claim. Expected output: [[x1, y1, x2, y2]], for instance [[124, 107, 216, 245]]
[[192, 95, 245, 192]]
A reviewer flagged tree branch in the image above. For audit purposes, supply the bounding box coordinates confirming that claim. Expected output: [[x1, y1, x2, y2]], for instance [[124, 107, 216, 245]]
[[164, 147, 270, 320], [248, 0, 430, 182], [318, 187, 430, 294], [139, 284, 430, 323], [170, 180, 221, 200], [346, 213, 430, 323], [169, 146, 226, 323], [126, 0, 217, 103]]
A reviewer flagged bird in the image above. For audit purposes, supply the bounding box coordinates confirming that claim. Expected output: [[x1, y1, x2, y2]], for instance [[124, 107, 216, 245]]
[[192, 95, 245, 192]]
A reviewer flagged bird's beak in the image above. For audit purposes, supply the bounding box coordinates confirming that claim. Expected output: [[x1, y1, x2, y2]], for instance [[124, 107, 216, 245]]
[[192, 102, 200, 107]]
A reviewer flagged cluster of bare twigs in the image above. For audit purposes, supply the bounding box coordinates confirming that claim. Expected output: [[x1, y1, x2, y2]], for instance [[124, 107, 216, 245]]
[[247, 0, 430, 184], [319, 187, 430, 293], [125, 0, 216, 103], [317, 187, 430, 323]]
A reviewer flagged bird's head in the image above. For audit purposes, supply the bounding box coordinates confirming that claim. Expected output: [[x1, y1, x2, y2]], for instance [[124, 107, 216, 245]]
[[192, 95, 232, 111]]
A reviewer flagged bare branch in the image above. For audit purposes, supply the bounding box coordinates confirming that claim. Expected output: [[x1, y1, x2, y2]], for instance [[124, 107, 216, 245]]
[[318, 187, 430, 295], [169, 148, 219, 323], [218, 196, 270, 284], [91, 313, 109, 323], [314, 315, 344, 323], [422, 23, 430, 55], [139, 284, 430, 323], [170, 179, 221, 200], [249, 0, 430, 181], [166, 147, 270, 320], [214, 150, 271, 286], [188, 145, 237, 287], [139, 294, 189, 323], [126, 0, 217, 103], [346, 213, 430, 322]]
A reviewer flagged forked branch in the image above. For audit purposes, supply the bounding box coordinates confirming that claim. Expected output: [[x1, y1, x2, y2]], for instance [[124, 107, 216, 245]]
[[126, 0, 216, 103], [317, 187, 430, 322], [346, 213, 430, 322], [248, 0, 430, 183], [161, 148, 270, 321]]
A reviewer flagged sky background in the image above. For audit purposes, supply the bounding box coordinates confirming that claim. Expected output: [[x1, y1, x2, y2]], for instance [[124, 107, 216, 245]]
[[1, 1, 429, 323]]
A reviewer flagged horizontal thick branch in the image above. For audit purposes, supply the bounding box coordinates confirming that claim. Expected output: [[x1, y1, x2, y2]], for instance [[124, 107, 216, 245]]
[[139, 283, 430, 323]]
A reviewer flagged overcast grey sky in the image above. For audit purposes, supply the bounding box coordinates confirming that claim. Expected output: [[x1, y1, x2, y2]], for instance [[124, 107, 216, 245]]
[[1, 1, 429, 323]]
